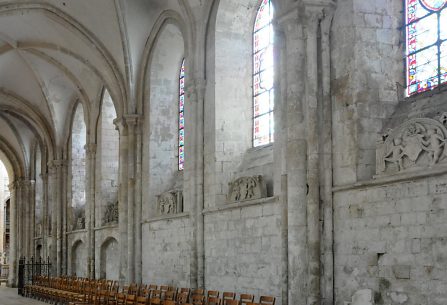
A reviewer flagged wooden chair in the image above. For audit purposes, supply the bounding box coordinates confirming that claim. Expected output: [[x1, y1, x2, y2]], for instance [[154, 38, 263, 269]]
[[136, 295, 149, 305], [259, 296, 275, 305], [192, 288, 205, 296], [208, 290, 220, 298], [224, 300, 240, 305], [208, 297, 222, 305], [126, 294, 137, 305], [191, 294, 205, 305], [222, 292, 236, 302], [163, 301, 176, 305], [151, 290, 162, 299], [176, 291, 189, 304], [148, 284, 158, 291], [164, 290, 176, 301], [240, 294, 254, 305], [149, 297, 161, 305]]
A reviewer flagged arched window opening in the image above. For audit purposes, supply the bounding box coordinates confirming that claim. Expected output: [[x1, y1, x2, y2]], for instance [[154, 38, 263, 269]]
[[253, 0, 274, 147], [179, 59, 185, 171], [406, 0, 447, 95]]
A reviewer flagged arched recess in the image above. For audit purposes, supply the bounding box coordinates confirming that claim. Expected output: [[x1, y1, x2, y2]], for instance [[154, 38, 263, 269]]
[[95, 89, 119, 227], [99, 237, 119, 280], [68, 102, 87, 231], [141, 20, 186, 218], [204, 0, 276, 208], [70, 240, 87, 277]]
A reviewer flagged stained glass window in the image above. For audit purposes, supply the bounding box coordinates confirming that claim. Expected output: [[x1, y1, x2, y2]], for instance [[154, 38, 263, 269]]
[[178, 58, 185, 171], [253, 0, 274, 147], [406, 0, 447, 95]]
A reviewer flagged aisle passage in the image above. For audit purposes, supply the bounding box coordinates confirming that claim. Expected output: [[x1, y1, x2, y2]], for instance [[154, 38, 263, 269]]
[[0, 287, 47, 305]]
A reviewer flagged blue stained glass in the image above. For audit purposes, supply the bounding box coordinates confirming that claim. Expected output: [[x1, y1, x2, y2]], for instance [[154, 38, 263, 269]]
[[179, 59, 185, 170], [253, 0, 274, 147], [406, 0, 447, 95]]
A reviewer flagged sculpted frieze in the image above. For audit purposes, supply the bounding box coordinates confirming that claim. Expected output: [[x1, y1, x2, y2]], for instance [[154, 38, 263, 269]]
[[157, 190, 183, 215], [377, 114, 447, 175], [227, 175, 267, 203]]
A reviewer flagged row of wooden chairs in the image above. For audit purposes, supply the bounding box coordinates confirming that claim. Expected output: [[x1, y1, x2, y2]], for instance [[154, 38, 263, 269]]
[[25, 276, 276, 305]]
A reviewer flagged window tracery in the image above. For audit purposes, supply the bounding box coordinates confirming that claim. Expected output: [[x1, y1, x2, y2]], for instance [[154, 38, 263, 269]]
[[179, 58, 185, 170], [406, 0, 447, 95], [253, 0, 274, 146]]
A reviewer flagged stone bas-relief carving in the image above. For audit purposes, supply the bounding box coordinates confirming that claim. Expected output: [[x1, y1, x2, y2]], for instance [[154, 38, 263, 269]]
[[157, 190, 183, 215], [227, 175, 267, 203], [377, 115, 447, 175], [103, 201, 119, 225]]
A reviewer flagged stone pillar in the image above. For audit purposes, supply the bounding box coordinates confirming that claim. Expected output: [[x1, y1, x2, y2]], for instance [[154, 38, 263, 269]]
[[134, 119, 143, 284], [276, 7, 308, 305], [114, 118, 128, 285], [48, 159, 65, 275], [186, 78, 206, 289], [85, 143, 97, 279], [8, 181, 18, 287], [124, 114, 139, 283], [29, 180, 36, 258], [320, 9, 335, 305], [41, 173, 48, 259]]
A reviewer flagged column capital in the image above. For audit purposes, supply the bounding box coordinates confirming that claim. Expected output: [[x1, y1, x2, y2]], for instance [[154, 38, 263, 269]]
[[48, 159, 66, 169], [123, 114, 141, 127]]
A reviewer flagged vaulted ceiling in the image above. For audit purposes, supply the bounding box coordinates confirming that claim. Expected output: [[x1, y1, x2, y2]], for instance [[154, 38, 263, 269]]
[[0, 0, 191, 179]]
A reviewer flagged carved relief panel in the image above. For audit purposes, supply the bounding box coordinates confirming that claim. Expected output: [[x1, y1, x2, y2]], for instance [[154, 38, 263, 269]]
[[377, 114, 447, 175], [103, 201, 119, 225], [227, 175, 267, 203], [157, 190, 183, 215]]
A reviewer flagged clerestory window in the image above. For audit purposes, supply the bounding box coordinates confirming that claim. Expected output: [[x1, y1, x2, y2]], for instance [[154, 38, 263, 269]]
[[405, 0, 447, 95], [253, 0, 274, 147], [179, 58, 185, 170]]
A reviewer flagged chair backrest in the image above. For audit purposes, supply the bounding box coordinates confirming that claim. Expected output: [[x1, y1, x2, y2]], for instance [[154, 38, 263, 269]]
[[167, 286, 176, 291], [164, 291, 176, 301], [136, 295, 149, 305], [192, 294, 205, 305], [208, 290, 220, 298], [163, 301, 176, 305], [126, 294, 137, 305], [176, 291, 189, 304], [240, 294, 254, 305], [259, 296, 275, 305], [222, 292, 236, 301], [208, 296, 222, 305], [160, 285, 169, 292], [224, 300, 240, 305], [148, 284, 158, 291], [151, 290, 162, 299], [192, 288, 205, 296], [149, 297, 161, 305]]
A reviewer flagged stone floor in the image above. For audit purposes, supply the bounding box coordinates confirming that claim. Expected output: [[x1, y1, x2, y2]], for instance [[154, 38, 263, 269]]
[[0, 286, 47, 305]]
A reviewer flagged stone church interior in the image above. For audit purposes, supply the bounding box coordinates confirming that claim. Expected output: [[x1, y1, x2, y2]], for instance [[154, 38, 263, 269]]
[[0, 0, 446, 304]]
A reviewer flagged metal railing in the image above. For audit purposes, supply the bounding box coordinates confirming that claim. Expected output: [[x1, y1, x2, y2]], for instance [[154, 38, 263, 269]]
[[18, 257, 52, 295]]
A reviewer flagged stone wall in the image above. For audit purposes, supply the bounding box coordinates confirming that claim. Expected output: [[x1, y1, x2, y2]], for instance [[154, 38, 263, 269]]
[[203, 200, 281, 302], [334, 173, 447, 305], [96, 90, 119, 225], [70, 103, 86, 229], [141, 216, 191, 287]]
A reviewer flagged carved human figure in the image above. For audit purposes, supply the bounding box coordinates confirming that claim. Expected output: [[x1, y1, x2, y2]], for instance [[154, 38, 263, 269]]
[[245, 178, 257, 199], [230, 180, 242, 202], [384, 137, 405, 171], [423, 128, 445, 165]]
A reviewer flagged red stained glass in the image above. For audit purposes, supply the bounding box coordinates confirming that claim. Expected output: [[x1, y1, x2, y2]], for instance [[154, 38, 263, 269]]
[[406, 0, 447, 95], [179, 59, 185, 170], [253, 0, 274, 147]]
